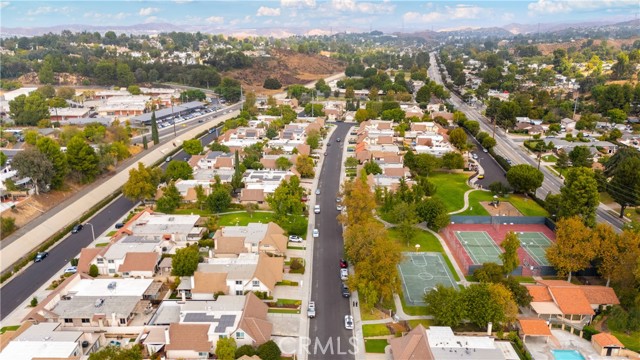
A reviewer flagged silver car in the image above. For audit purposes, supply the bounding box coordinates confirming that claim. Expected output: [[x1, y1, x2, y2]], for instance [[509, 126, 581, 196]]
[[344, 315, 354, 330]]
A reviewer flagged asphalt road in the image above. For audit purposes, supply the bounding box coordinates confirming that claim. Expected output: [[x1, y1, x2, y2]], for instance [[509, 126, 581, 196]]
[[308, 123, 355, 359], [428, 52, 625, 230], [468, 134, 508, 188], [0, 124, 223, 321]]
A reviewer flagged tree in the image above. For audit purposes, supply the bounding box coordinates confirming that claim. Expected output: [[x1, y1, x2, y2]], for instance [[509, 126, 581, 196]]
[[354, 108, 370, 122], [56, 87, 75, 100], [363, 160, 382, 175], [164, 161, 194, 182], [116, 63, 135, 87], [546, 216, 595, 281], [392, 202, 417, 246], [88, 345, 143, 360], [473, 262, 504, 283], [569, 146, 593, 168], [500, 232, 520, 275], [275, 156, 292, 170], [243, 91, 257, 113], [608, 108, 628, 124], [230, 151, 243, 190], [411, 154, 440, 176], [593, 223, 621, 287], [150, 111, 159, 144], [182, 139, 203, 155], [30, 296, 38, 307], [11, 148, 53, 195], [89, 264, 99, 277], [558, 167, 599, 227], [215, 338, 236, 360], [142, 136, 148, 150], [556, 150, 570, 177], [304, 103, 324, 117], [35, 137, 68, 190], [506, 164, 543, 195], [306, 130, 320, 150], [267, 176, 305, 220], [235, 345, 256, 358], [206, 187, 232, 213], [423, 284, 465, 326], [210, 142, 230, 153], [345, 86, 355, 99], [38, 61, 54, 84], [463, 283, 517, 328], [448, 128, 467, 150], [156, 182, 182, 213], [416, 197, 450, 231], [0, 152, 7, 167], [481, 136, 497, 150], [295, 155, 315, 178], [344, 156, 359, 168], [608, 157, 640, 218], [263, 77, 282, 89], [172, 246, 200, 276], [257, 340, 281, 360], [122, 162, 162, 203], [340, 171, 376, 227], [127, 85, 141, 95], [9, 92, 50, 126]]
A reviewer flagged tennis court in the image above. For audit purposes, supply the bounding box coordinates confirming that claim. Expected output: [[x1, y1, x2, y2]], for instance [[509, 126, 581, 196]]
[[455, 231, 503, 265], [398, 252, 459, 306], [518, 232, 552, 266]]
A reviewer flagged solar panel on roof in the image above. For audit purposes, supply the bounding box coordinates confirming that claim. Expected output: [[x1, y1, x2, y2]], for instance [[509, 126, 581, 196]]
[[183, 313, 215, 323], [214, 315, 236, 332]]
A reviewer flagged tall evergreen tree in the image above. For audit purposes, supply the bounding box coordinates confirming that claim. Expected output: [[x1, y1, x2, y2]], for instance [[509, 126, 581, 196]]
[[142, 135, 148, 150], [150, 111, 159, 144], [230, 150, 243, 190]]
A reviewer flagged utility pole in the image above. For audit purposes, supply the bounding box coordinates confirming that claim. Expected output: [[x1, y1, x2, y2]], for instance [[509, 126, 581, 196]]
[[172, 97, 176, 137]]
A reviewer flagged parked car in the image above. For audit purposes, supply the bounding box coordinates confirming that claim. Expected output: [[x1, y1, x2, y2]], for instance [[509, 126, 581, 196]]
[[340, 259, 348, 268], [336, 197, 342, 203], [482, 148, 488, 153], [289, 235, 303, 243], [114, 222, 125, 229], [64, 266, 77, 274], [336, 138, 341, 142], [478, 174, 485, 179], [472, 153, 478, 160], [336, 205, 343, 211], [324, 152, 328, 156], [315, 189, 321, 195], [313, 229, 319, 238], [341, 282, 350, 298], [165, 156, 172, 162], [71, 224, 83, 233], [344, 315, 354, 330], [307, 301, 316, 318], [340, 268, 348, 281], [314, 205, 321, 214], [34, 252, 49, 262]]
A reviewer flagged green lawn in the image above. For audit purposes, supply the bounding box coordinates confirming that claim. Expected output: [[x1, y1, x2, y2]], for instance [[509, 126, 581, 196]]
[[106, 230, 117, 237], [362, 324, 391, 337], [542, 155, 558, 163], [172, 208, 216, 216], [430, 172, 472, 212], [400, 293, 429, 316], [612, 331, 640, 352], [0, 325, 20, 334], [267, 308, 300, 314], [407, 319, 432, 329], [386, 228, 460, 281], [460, 191, 549, 217], [95, 242, 109, 247], [217, 212, 274, 226], [364, 339, 388, 353]]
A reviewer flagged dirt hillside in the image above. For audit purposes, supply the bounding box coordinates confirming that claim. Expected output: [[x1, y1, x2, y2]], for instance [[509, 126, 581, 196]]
[[224, 50, 346, 95], [536, 37, 640, 56]]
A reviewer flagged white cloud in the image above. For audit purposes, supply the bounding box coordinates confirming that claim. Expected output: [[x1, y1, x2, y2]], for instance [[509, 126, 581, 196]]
[[27, 6, 72, 16], [403, 4, 488, 23], [403, 10, 445, 23], [205, 16, 224, 24], [280, 0, 316, 8], [257, 6, 281, 16], [138, 7, 159, 16], [527, 0, 638, 15], [330, 0, 395, 14], [173, 0, 192, 3], [83, 11, 130, 20], [0, 2, 10, 9], [230, 15, 252, 26], [449, 4, 484, 19]]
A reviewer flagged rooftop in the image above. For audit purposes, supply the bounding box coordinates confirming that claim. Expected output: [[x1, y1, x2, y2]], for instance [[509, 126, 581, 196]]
[[68, 278, 153, 297], [52, 295, 140, 319]]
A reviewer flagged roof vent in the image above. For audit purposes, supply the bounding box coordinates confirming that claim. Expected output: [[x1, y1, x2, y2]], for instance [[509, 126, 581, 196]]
[[95, 298, 104, 307]]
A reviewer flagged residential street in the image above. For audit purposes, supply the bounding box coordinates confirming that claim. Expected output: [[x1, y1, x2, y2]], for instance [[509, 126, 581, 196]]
[[308, 122, 355, 359], [428, 52, 625, 231]]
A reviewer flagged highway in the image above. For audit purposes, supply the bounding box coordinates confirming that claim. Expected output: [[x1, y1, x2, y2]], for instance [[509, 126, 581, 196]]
[[308, 123, 355, 359], [0, 126, 223, 320], [428, 52, 624, 230]]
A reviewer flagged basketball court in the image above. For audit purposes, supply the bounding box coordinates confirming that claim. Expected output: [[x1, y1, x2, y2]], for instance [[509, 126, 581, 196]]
[[398, 252, 459, 306], [518, 232, 553, 266]]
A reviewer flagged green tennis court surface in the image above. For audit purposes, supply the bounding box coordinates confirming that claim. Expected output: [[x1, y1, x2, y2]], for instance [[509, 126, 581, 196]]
[[455, 231, 503, 265], [518, 232, 552, 266], [398, 252, 459, 306]]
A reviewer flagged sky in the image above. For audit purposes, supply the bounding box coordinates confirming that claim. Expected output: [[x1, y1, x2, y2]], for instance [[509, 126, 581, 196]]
[[0, 0, 638, 32]]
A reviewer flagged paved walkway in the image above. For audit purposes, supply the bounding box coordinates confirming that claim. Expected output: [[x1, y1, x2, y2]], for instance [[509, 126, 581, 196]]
[[448, 189, 477, 215]]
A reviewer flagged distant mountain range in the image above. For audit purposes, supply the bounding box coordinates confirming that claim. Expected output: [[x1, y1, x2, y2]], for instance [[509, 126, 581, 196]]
[[1, 19, 638, 38]]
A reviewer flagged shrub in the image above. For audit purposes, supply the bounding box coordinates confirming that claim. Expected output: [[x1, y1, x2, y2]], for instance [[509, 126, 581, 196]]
[[289, 258, 305, 274], [263, 78, 282, 90], [89, 264, 99, 277], [257, 340, 281, 360], [30, 297, 38, 307], [70, 258, 79, 266], [235, 344, 256, 358], [582, 326, 600, 340]]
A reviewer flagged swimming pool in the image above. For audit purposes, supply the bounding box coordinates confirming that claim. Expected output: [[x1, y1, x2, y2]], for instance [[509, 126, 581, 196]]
[[552, 350, 586, 360]]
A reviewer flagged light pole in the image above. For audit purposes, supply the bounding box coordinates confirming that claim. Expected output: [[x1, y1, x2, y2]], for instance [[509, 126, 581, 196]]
[[85, 222, 96, 242], [172, 97, 177, 137]]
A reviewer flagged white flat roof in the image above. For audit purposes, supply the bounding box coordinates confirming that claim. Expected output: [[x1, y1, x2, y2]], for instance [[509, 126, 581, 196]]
[[69, 278, 153, 297], [0, 340, 79, 360], [15, 323, 82, 342]]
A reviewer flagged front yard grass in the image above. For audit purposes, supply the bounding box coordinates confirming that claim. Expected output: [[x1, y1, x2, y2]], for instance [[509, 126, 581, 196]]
[[364, 339, 388, 353], [0, 325, 20, 334], [95, 242, 109, 247], [612, 331, 640, 352], [267, 308, 300, 314], [542, 155, 558, 163], [217, 211, 274, 226], [430, 172, 472, 212], [386, 228, 460, 281], [362, 324, 391, 337], [407, 319, 432, 329]]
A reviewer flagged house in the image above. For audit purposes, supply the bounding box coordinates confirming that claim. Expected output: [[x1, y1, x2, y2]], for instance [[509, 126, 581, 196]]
[[260, 154, 297, 170], [561, 118, 576, 131], [115, 209, 205, 243], [525, 280, 619, 325], [0, 323, 97, 360], [214, 222, 287, 256], [49, 107, 91, 121], [388, 324, 434, 360], [79, 235, 163, 277], [147, 293, 272, 357], [242, 169, 295, 195], [187, 253, 284, 299], [518, 318, 552, 344], [402, 105, 424, 118], [24, 276, 160, 328], [219, 128, 264, 148], [240, 189, 266, 204], [591, 333, 625, 357], [196, 151, 234, 170]]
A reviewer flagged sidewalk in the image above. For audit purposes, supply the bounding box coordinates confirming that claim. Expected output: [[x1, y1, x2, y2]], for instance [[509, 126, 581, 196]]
[[0, 114, 235, 276]]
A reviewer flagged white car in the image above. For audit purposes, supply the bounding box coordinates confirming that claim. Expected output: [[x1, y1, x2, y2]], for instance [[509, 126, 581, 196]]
[[313, 229, 319, 238], [340, 268, 348, 281], [307, 301, 316, 318], [315, 189, 321, 195], [288, 235, 303, 243], [336, 205, 343, 211], [314, 205, 321, 214], [472, 153, 478, 160], [64, 266, 77, 274], [344, 315, 354, 330]]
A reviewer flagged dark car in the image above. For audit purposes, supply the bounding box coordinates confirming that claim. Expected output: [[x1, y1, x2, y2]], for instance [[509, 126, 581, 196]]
[[71, 224, 83, 233], [34, 252, 49, 262], [341, 282, 350, 298], [115, 222, 125, 229], [336, 138, 341, 142], [340, 259, 348, 268]]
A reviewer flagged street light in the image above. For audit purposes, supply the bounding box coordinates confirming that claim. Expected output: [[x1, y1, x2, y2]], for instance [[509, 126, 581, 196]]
[[85, 222, 96, 242]]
